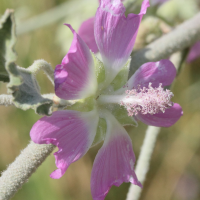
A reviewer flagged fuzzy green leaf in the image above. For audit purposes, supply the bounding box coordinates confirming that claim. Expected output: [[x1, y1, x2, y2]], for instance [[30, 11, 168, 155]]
[[0, 10, 53, 115], [7, 63, 53, 115], [0, 9, 17, 82]]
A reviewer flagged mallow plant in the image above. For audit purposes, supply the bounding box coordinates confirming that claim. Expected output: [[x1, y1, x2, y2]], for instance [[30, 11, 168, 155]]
[[30, 0, 182, 199]]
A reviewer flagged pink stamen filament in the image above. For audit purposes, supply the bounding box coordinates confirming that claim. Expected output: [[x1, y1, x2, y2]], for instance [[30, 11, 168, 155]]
[[97, 83, 174, 116]]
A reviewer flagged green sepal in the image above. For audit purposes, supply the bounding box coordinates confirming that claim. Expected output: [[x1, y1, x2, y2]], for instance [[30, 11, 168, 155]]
[[92, 53, 105, 85], [0, 9, 17, 82], [91, 117, 107, 147], [66, 96, 96, 112], [6, 63, 53, 115], [108, 104, 138, 127], [110, 58, 131, 91]]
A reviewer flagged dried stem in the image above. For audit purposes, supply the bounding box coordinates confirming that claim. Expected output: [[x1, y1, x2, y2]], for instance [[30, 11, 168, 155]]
[[0, 142, 55, 200]]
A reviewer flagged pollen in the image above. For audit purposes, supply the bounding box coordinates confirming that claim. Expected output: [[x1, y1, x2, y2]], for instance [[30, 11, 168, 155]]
[[120, 83, 174, 116]]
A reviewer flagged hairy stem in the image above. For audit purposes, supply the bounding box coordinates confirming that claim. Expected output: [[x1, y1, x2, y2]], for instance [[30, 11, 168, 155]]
[[28, 59, 54, 85], [0, 142, 55, 200], [0, 94, 13, 106], [129, 12, 200, 76], [126, 126, 161, 200]]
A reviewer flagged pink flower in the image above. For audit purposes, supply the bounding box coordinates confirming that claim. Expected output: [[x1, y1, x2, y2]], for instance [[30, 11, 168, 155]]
[[78, 17, 98, 53], [78, 0, 168, 53], [30, 0, 183, 199], [78, 0, 125, 53], [186, 41, 200, 63]]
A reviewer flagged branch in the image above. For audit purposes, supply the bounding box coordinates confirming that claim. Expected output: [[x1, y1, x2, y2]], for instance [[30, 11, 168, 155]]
[[129, 12, 200, 76], [0, 142, 55, 200]]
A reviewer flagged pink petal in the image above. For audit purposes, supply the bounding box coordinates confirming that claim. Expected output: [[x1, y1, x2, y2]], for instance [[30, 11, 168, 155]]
[[78, 17, 99, 54], [30, 110, 99, 179], [136, 103, 183, 127], [55, 24, 97, 100], [186, 41, 200, 63], [127, 59, 176, 89], [94, 0, 150, 83], [91, 112, 141, 200]]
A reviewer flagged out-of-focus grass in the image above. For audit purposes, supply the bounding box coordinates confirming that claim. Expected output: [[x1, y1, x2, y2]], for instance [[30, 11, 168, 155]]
[[0, 0, 200, 200]]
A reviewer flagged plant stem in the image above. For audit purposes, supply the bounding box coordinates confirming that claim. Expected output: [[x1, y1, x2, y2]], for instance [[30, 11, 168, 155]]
[[126, 126, 161, 200], [0, 142, 55, 200], [129, 12, 200, 76]]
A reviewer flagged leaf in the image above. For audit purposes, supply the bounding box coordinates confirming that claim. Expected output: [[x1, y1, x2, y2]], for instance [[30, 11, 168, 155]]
[[0, 10, 53, 115], [7, 63, 53, 115], [0, 9, 17, 82]]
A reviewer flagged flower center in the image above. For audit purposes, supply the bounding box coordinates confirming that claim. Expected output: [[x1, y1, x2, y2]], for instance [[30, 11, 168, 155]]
[[97, 83, 174, 116]]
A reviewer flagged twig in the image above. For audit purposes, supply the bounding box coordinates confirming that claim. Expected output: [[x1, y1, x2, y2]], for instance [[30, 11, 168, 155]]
[[0, 142, 55, 200]]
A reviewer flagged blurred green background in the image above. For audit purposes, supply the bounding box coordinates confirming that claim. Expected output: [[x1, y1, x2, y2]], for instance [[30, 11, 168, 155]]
[[0, 0, 200, 200]]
